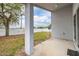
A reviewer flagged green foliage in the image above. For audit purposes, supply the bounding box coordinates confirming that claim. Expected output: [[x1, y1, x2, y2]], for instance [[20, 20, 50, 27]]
[[48, 24, 51, 29], [0, 3, 24, 36], [34, 32, 51, 45], [0, 3, 23, 25]]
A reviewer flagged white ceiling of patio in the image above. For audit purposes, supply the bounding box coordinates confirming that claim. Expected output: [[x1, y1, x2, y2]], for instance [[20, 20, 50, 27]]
[[34, 3, 72, 12]]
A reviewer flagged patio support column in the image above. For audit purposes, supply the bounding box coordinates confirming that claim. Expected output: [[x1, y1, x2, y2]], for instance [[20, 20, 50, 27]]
[[51, 12, 53, 38], [25, 3, 34, 55]]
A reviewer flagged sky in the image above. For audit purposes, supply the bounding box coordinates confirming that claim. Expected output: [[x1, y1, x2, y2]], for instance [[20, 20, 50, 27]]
[[10, 6, 51, 28], [34, 6, 51, 27]]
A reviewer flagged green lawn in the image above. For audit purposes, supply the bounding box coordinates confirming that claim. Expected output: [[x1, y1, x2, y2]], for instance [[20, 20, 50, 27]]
[[34, 32, 51, 45], [0, 32, 51, 56]]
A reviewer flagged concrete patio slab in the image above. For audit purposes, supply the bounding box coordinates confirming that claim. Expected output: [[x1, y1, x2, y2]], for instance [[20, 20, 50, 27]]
[[32, 39, 75, 56]]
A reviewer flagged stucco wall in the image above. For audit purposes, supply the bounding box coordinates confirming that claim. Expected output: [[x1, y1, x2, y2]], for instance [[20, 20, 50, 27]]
[[52, 5, 73, 40]]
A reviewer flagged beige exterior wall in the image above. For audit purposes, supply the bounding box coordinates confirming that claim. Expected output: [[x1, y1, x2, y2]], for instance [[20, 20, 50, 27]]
[[52, 5, 73, 40]]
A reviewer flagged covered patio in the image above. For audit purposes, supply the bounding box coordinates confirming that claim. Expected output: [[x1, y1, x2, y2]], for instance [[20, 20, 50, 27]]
[[24, 3, 78, 55], [32, 38, 75, 56]]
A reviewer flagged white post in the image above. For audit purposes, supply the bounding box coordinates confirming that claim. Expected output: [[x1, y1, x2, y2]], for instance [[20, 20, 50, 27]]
[[51, 12, 54, 39], [25, 3, 34, 55]]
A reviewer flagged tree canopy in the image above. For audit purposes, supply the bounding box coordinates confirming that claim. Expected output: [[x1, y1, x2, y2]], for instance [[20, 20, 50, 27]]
[[0, 3, 23, 25], [0, 3, 24, 36]]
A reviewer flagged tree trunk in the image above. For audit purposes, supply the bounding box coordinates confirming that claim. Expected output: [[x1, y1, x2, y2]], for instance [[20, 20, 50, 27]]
[[5, 20, 9, 36], [20, 15, 22, 29], [1, 3, 9, 36]]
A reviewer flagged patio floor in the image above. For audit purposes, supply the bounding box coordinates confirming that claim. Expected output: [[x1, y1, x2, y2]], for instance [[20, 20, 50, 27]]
[[32, 38, 75, 56]]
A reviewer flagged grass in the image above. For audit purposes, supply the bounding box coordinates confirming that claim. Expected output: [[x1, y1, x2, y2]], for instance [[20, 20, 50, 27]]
[[0, 32, 51, 56], [0, 35, 24, 56], [34, 32, 51, 45]]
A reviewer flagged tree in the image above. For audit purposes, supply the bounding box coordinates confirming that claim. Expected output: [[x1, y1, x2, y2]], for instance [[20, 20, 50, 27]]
[[0, 3, 23, 36], [48, 24, 51, 30], [48, 24, 51, 38], [20, 6, 25, 29], [20, 13, 23, 29]]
